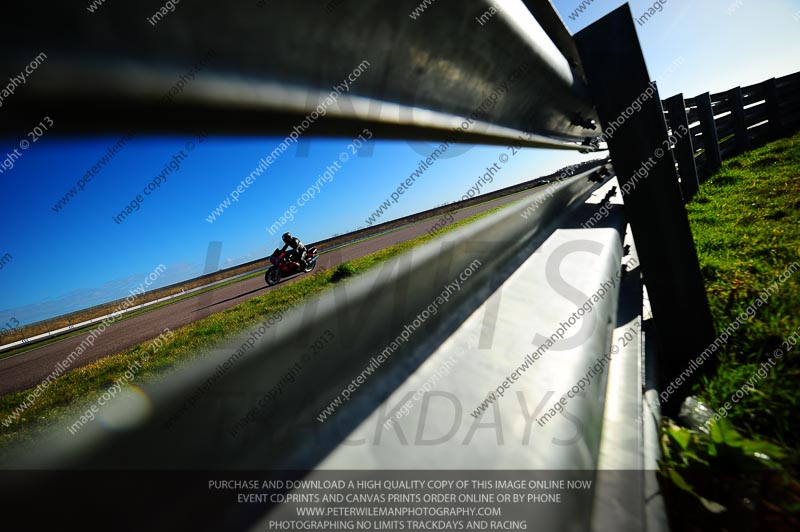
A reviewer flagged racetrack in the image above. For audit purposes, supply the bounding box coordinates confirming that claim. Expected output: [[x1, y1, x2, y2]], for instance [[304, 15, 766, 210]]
[[0, 188, 541, 396]]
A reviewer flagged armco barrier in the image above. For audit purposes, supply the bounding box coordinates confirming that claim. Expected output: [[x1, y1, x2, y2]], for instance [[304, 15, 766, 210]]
[[0, 2, 717, 531]]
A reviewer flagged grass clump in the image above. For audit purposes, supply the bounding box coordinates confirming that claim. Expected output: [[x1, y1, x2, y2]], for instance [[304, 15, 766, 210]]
[[330, 262, 358, 283]]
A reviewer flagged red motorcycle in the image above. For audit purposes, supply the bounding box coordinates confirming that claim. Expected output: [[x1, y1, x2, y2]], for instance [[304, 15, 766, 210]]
[[265, 246, 319, 285]]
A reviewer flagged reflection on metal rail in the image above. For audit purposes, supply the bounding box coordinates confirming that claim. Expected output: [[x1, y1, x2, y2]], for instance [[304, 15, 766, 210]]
[[0, 1, 599, 149]]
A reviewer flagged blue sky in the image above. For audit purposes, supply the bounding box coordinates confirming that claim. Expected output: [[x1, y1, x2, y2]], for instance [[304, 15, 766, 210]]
[[1, 0, 799, 327]]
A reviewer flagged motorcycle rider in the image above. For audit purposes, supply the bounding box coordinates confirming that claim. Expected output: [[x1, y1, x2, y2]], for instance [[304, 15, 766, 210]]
[[281, 232, 308, 269]]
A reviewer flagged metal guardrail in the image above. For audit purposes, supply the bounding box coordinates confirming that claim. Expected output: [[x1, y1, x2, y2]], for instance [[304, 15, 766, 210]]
[[1, 168, 617, 530], [5, 169, 604, 466], [0, 2, 716, 531], [0, 1, 600, 149]]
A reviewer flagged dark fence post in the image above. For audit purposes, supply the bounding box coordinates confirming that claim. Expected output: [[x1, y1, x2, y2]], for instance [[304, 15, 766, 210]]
[[696, 92, 722, 175], [728, 86, 749, 155], [575, 4, 716, 415], [664, 93, 700, 202], [764, 77, 783, 137]]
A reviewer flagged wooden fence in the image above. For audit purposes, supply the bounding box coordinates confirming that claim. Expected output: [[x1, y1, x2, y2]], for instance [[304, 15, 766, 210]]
[[663, 71, 800, 200]]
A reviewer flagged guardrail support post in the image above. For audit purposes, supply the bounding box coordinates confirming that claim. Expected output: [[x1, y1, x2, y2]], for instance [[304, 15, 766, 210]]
[[764, 77, 783, 138], [664, 94, 700, 202], [728, 87, 749, 155], [696, 92, 722, 176], [575, 4, 716, 415]]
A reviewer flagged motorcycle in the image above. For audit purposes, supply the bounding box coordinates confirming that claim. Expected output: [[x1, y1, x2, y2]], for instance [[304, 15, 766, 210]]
[[265, 246, 319, 286]]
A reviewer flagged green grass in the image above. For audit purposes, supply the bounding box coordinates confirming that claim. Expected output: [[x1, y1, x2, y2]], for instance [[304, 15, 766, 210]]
[[660, 132, 800, 529], [0, 202, 510, 450], [330, 263, 358, 283], [687, 133, 800, 447]]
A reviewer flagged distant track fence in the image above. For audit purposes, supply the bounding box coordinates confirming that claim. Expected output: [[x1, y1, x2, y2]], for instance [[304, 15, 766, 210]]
[[663, 71, 800, 200]]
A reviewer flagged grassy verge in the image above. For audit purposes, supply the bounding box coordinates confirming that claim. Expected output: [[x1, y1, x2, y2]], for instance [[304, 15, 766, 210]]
[[660, 132, 800, 530], [0, 202, 512, 450]]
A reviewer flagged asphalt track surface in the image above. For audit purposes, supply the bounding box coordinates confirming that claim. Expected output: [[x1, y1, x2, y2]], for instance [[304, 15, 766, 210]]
[[0, 189, 540, 396]]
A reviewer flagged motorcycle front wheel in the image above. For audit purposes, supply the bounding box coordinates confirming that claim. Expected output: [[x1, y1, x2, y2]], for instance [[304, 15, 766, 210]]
[[304, 260, 317, 273], [265, 267, 281, 285]]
